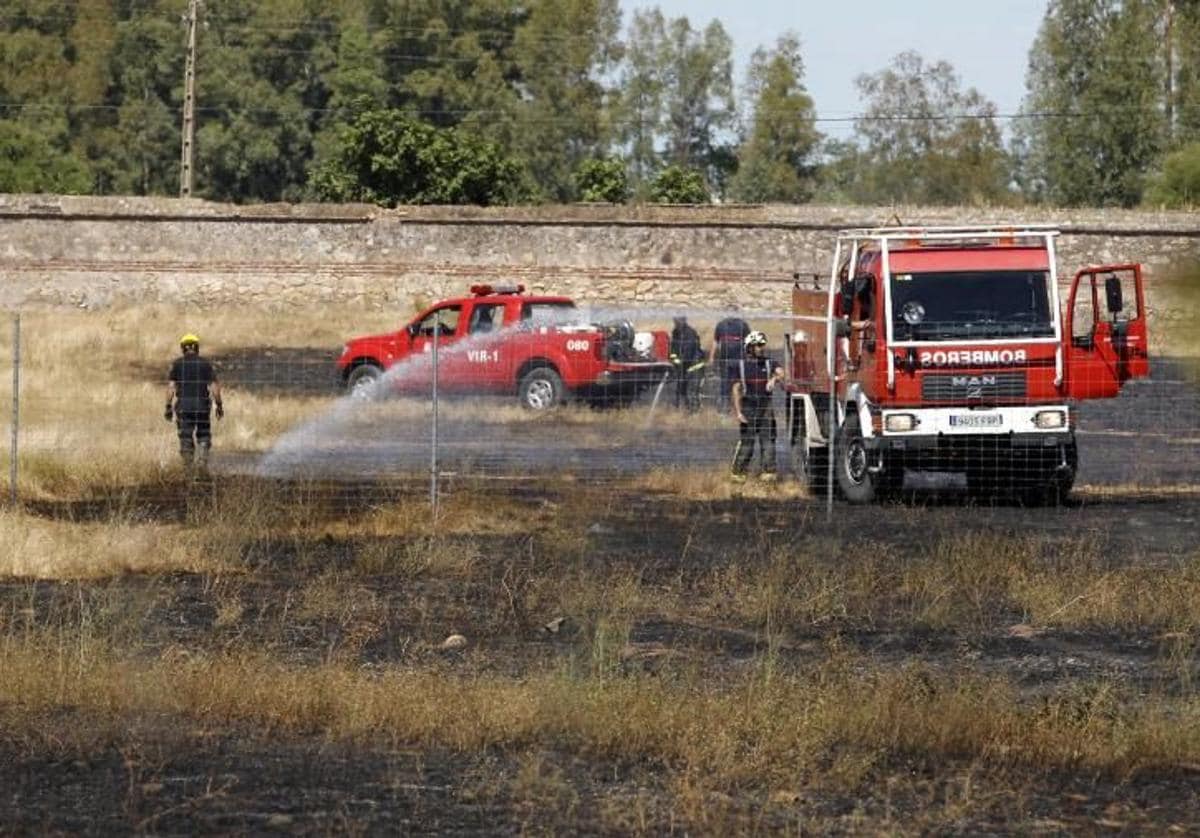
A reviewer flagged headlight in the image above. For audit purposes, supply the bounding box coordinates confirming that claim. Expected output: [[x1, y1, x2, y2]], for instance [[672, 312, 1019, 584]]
[[884, 413, 919, 432], [1033, 409, 1066, 429]]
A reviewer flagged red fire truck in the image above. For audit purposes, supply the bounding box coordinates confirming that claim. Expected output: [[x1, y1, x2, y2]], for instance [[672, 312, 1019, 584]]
[[787, 226, 1149, 503], [336, 284, 672, 409]]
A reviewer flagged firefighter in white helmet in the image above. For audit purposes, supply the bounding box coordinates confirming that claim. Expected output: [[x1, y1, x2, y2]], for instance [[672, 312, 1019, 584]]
[[730, 330, 784, 482]]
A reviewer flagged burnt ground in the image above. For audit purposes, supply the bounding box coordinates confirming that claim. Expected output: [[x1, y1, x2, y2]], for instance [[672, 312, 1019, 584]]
[[4, 355, 1194, 832], [6, 473, 1200, 833], [196, 350, 1197, 490]]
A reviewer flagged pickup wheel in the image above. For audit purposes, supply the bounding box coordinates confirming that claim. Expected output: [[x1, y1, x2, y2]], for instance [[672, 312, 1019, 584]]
[[346, 362, 383, 399], [518, 367, 564, 411]]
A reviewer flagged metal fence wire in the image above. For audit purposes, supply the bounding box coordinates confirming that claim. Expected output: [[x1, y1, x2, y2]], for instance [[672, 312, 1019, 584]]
[[2, 299, 1197, 516]]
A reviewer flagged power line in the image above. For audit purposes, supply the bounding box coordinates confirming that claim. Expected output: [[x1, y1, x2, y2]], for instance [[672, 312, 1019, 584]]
[[1, 99, 1194, 124]]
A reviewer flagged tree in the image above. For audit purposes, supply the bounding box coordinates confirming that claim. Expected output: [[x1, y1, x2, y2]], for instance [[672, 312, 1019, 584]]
[[729, 33, 820, 203], [310, 107, 525, 206], [510, 0, 623, 200], [1020, 0, 1165, 206], [89, 11, 183, 195], [649, 164, 708, 203], [616, 8, 667, 186], [573, 156, 628, 202], [850, 51, 1009, 206], [0, 119, 91, 193], [1144, 140, 1200, 206], [661, 18, 736, 191], [1168, 1, 1200, 145]]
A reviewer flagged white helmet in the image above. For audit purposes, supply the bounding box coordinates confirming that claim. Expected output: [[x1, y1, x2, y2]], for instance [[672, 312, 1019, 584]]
[[632, 331, 655, 356], [744, 330, 768, 349]]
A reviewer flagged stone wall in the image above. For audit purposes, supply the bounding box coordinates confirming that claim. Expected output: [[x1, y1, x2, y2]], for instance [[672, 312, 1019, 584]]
[[0, 195, 1196, 316]]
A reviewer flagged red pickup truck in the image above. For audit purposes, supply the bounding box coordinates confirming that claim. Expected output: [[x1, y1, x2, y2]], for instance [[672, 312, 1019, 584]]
[[336, 285, 672, 409]]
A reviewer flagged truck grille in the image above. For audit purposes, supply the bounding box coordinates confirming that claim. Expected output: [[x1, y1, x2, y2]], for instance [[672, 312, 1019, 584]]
[[921, 371, 1027, 401]]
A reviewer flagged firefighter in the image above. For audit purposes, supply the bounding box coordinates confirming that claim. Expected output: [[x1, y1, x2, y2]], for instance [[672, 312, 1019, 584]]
[[668, 315, 705, 411], [164, 333, 223, 470], [709, 315, 750, 411], [730, 331, 784, 483]]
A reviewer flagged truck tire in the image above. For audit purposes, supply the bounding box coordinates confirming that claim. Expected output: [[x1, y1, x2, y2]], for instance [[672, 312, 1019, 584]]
[[835, 416, 878, 504], [1020, 442, 1077, 507], [518, 367, 564, 411], [346, 362, 383, 398]]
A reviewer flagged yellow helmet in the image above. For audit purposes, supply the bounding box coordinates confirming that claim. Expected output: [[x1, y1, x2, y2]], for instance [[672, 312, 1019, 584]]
[[179, 333, 200, 348]]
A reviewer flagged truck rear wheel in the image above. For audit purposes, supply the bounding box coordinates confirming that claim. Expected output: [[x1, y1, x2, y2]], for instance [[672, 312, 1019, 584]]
[[518, 367, 564, 411]]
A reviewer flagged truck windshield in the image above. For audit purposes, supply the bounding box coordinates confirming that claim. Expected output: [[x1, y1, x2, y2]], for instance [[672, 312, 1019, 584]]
[[889, 270, 1054, 341]]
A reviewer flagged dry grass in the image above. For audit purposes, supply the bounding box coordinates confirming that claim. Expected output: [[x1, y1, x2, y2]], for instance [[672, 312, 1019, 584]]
[[698, 533, 1200, 634], [629, 465, 807, 501], [2, 634, 1199, 793], [0, 303, 732, 499], [0, 304, 386, 499], [0, 508, 220, 579]]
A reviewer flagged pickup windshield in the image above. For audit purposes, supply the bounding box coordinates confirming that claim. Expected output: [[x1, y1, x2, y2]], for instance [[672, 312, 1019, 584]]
[[521, 301, 576, 325], [890, 270, 1054, 341]]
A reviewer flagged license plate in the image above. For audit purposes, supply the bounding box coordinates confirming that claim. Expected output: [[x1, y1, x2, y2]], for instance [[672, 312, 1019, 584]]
[[949, 414, 1003, 428]]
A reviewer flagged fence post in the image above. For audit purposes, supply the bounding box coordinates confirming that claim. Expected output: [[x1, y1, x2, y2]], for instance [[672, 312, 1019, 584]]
[[9, 312, 19, 506], [430, 319, 439, 519]]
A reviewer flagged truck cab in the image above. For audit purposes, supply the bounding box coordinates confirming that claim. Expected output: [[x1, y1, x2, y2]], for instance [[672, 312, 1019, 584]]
[[788, 226, 1149, 503]]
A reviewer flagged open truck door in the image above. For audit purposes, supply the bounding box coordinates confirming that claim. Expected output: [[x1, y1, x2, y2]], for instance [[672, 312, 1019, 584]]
[[1065, 264, 1149, 399]]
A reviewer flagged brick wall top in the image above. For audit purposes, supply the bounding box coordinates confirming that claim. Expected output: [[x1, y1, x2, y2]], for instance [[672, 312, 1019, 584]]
[[1, 193, 1198, 235]]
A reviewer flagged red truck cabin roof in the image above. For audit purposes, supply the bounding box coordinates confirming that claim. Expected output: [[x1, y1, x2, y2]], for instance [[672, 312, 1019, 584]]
[[886, 246, 1050, 273]]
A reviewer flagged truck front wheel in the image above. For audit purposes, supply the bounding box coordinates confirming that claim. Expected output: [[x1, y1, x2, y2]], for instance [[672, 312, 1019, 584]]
[[835, 417, 878, 504], [518, 367, 564, 411], [346, 362, 383, 399]]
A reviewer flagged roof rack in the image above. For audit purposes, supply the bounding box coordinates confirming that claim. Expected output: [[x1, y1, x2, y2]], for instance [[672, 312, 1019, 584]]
[[836, 224, 1060, 244]]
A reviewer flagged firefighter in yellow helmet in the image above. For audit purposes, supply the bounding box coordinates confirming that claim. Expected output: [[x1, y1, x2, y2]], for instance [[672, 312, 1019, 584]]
[[164, 333, 223, 470]]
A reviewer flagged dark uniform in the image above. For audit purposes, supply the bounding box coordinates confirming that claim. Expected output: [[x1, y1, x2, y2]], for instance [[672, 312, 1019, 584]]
[[731, 354, 779, 476], [712, 317, 750, 410], [169, 353, 218, 464], [668, 319, 704, 411]]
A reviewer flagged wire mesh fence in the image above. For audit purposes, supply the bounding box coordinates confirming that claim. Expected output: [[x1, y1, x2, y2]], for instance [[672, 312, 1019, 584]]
[[1, 298, 1197, 518]]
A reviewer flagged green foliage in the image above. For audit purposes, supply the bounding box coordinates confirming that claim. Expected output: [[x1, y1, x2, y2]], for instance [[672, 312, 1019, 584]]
[[649, 165, 709, 204], [1144, 141, 1200, 207], [729, 34, 820, 203], [573, 157, 628, 203], [843, 51, 1010, 206], [0, 120, 91, 193], [310, 107, 525, 206], [1019, 0, 1165, 207]]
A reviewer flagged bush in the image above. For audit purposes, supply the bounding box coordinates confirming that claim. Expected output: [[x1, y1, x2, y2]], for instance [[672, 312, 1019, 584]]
[[648, 165, 710, 204], [310, 109, 526, 207], [1144, 142, 1200, 208], [573, 157, 628, 203]]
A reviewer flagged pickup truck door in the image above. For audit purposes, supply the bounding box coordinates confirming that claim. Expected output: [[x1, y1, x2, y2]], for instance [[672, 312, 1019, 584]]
[[407, 303, 463, 390], [458, 301, 510, 390], [1065, 264, 1149, 399]]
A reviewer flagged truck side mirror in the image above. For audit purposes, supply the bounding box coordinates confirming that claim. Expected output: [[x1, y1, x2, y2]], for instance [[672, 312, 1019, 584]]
[[407, 323, 419, 338], [1104, 275, 1124, 314]]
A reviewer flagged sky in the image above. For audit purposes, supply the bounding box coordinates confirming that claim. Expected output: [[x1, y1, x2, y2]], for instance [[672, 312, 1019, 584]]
[[618, 0, 1050, 139]]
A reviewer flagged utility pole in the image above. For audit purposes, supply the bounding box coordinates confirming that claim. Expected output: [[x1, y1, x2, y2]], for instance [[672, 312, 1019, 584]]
[[180, 0, 200, 197], [1165, 1, 1175, 142]]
